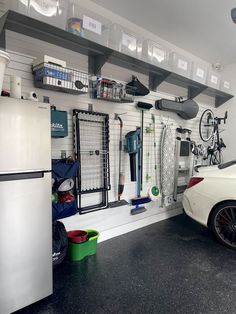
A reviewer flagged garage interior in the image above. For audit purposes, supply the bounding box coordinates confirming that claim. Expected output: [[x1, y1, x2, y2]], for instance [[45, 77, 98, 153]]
[[0, 1, 236, 314]]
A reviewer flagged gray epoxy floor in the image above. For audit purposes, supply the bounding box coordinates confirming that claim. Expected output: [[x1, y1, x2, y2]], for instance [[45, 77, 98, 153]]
[[16, 214, 236, 314]]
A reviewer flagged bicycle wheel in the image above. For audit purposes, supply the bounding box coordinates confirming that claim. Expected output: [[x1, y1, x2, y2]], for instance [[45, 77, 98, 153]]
[[209, 150, 222, 165], [199, 109, 215, 142]]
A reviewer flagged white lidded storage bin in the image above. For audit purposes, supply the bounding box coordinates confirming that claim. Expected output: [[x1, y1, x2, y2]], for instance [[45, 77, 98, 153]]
[[207, 70, 221, 89], [66, 1, 111, 46], [142, 39, 170, 69], [220, 78, 231, 93], [170, 52, 192, 78], [8, 0, 68, 30], [109, 23, 142, 59], [191, 61, 208, 85]]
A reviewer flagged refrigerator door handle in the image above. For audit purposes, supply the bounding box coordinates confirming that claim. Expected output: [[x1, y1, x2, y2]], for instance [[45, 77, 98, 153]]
[[0, 171, 51, 182]]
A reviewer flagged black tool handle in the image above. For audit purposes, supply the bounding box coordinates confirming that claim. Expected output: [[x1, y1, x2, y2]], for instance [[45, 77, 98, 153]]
[[141, 110, 144, 189], [130, 153, 136, 181]]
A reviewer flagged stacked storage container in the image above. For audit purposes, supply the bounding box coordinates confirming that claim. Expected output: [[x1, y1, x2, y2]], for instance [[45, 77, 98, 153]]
[[67, 1, 111, 46], [142, 39, 170, 70], [8, 0, 68, 29], [109, 23, 143, 59], [170, 52, 192, 78], [191, 61, 208, 85]]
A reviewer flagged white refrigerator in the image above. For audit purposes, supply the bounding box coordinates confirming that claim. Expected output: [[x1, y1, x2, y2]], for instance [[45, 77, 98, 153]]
[[0, 97, 52, 314]]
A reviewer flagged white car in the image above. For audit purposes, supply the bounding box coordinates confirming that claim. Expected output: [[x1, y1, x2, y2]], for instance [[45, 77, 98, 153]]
[[183, 160, 236, 250]]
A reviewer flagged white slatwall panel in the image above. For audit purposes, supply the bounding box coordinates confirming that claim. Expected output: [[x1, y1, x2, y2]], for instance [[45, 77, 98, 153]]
[[3, 31, 219, 241]]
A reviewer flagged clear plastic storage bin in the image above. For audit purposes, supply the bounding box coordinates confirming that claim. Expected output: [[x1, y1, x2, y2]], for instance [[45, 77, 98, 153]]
[[3, 0, 27, 14], [142, 39, 170, 69], [170, 52, 192, 78], [109, 23, 142, 59], [191, 61, 208, 85], [220, 78, 231, 93], [207, 70, 221, 89], [8, 0, 68, 30], [66, 2, 111, 46]]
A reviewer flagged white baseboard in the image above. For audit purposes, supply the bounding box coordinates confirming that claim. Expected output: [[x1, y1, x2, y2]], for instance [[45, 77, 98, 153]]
[[98, 208, 183, 242]]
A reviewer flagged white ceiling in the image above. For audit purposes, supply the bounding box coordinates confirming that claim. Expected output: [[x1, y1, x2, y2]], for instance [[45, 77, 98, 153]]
[[91, 0, 236, 65]]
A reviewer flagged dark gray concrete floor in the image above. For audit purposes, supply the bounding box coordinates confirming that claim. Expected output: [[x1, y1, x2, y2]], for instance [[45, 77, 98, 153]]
[[16, 214, 236, 314]]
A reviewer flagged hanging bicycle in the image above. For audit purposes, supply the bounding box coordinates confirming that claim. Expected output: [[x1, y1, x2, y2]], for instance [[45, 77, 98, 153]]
[[199, 109, 227, 165]]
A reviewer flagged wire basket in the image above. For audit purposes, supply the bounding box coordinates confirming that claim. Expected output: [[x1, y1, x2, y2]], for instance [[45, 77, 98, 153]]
[[33, 62, 89, 95], [92, 77, 135, 103]]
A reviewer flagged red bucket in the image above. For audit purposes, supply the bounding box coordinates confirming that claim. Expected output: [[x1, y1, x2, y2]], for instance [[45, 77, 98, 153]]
[[67, 230, 88, 243]]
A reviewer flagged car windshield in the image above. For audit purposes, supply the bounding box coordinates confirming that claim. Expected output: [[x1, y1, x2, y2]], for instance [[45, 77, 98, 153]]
[[218, 160, 236, 169]]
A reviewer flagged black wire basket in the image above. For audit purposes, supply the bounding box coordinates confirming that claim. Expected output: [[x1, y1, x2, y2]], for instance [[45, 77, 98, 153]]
[[33, 62, 89, 95], [91, 77, 136, 103]]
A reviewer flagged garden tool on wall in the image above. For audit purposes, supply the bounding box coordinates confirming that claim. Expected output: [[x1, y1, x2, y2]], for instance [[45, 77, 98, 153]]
[[109, 113, 129, 208], [136, 101, 153, 191], [148, 114, 160, 201], [145, 122, 153, 183], [126, 128, 151, 215]]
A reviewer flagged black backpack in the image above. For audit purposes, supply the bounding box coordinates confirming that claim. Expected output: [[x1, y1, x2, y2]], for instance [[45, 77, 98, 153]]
[[52, 221, 68, 267]]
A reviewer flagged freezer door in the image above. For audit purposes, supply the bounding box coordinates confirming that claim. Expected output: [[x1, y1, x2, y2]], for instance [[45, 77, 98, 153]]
[[0, 97, 51, 173], [0, 172, 52, 314]]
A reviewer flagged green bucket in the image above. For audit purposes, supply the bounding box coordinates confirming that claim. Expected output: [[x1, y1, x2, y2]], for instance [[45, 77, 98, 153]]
[[68, 230, 99, 262]]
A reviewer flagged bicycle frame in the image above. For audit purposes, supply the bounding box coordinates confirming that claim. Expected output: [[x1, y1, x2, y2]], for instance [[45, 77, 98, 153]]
[[206, 113, 227, 165]]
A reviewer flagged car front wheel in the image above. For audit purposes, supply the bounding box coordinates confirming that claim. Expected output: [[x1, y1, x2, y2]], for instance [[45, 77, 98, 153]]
[[210, 201, 236, 250]]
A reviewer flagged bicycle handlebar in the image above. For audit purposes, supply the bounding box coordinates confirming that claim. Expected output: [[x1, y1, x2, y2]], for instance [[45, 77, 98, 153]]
[[215, 111, 228, 124]]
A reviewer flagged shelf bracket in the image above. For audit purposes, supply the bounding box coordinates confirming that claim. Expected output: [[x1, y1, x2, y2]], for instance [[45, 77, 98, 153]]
[[188, 85, 207, 99], [215, 94, 234, 107], [88, 53, 112, 76], [0, 11, 7, 48], [149, 72, 171, 91]]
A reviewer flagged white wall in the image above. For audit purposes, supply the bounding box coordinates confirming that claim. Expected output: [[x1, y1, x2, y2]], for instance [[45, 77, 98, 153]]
[[0, 1, 232, 242], [215, 64, 236, 163]]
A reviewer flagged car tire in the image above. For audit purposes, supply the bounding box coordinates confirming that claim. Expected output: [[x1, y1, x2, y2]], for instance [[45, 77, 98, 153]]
[[210, 201, 236, 250]]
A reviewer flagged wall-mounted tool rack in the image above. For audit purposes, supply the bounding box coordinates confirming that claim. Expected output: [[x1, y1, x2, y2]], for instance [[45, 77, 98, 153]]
[[0, 10, 233, 107], [73, 109, 110, 214]]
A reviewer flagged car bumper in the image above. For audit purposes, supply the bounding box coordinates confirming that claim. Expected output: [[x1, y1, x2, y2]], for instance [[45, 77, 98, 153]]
[[182, 189, 213, 227]]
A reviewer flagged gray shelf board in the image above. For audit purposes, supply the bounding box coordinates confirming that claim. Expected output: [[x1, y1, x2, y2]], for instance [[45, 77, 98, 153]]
[[0, 10, 234, 107], [108, 50, 170, 78], [203, 87, 234, 107], [166, 72, 205, 90], [1, 10, 111, 57]]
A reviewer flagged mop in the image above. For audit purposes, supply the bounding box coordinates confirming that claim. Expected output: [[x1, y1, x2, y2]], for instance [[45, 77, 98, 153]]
[[109, 114, 129, 208]]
